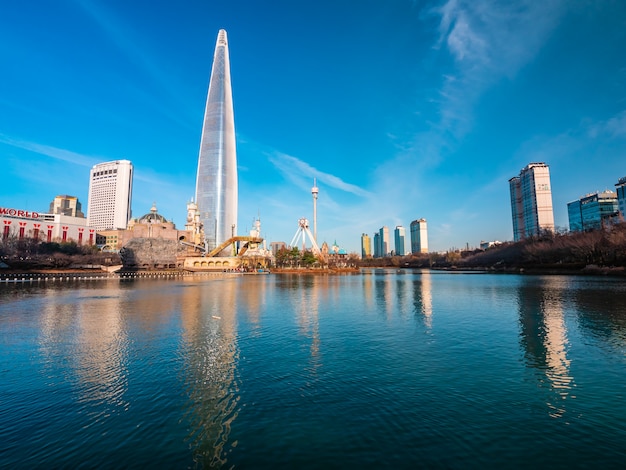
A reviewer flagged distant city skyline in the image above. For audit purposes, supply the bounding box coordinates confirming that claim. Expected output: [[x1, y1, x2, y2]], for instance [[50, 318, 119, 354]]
[[2, 1, 626, 252]]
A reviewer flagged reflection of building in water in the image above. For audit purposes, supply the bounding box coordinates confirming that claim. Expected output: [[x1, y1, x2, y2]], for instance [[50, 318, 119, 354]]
[[413, 270, 433, 329], [39, 287, 129, 408], [518, 278, 572, 418], [295, 276, 321, 362], [372, 271, 394, 318], [179, 278, 240, 467], [362, 272, 374, 310]]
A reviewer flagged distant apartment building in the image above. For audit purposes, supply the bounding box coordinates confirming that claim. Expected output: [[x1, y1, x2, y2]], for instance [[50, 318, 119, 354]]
[[373, 232, 381, 258], [394, 226, 406, 256], [567, 190, 618, 232], [379, 226, 390, 257], [616, 176, 626, 219], [270, 241, 287, 256], [49, 195, 85, 218], [509, 162, 555, 241], [87, 160, 133, 231], [361, 233, 372, 258], [410, 219, 428, 254]]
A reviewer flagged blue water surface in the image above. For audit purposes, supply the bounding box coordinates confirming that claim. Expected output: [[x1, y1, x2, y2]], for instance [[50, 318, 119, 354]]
[[1, 270, 626, 468]]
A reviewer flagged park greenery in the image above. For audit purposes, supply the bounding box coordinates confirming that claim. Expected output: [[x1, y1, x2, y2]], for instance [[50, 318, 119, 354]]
[[0, 235, 120, 270]]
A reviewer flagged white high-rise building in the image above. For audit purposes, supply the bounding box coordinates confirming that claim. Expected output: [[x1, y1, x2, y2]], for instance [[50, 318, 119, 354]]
[[87, 160, 133, 230], [509, 162, 554, 241]]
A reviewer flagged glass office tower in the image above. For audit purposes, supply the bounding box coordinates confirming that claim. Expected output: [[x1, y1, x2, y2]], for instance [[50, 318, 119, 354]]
[[195, 29, 238, 252], [509, 162, 554, 241]]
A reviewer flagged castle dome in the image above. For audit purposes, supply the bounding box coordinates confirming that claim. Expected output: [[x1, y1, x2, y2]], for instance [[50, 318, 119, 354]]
[[136, 203, 168, 224]]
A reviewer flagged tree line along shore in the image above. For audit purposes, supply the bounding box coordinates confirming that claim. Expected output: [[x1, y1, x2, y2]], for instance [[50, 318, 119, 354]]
[[2, 223, 626, 276]]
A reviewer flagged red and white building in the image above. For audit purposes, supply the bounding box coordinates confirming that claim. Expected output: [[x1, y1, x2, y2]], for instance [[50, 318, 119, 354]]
[[1, 205, 94, 245]]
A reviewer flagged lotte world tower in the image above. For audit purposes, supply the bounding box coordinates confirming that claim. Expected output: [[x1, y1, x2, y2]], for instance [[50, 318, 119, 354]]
[[195, 29, 237, 252]]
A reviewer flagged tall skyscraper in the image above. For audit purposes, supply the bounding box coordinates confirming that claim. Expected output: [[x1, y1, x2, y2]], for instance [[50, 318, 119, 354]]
[[509, 162, 554, 241], [373, 232, 381, 258], [195, 29, 238, 252], [87, 160, 133, 231], [379, 226, 390, 257], [361, 233, 372, 258], [394, 226, 406, 256], [410, 219, 428, 254]]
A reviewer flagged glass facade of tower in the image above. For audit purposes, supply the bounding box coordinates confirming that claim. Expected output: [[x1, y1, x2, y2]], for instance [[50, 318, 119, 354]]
[[195, 29, 238, 252], [410, 219, 428, 254], [568, 191, 618, 232], [379, 226, 389, 257], [616, 176, 626, 219], [394, 226, 406, 256]]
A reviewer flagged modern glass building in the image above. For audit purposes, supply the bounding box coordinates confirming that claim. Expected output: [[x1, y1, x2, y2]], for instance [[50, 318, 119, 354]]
[[616, 176, 626, 219], [567, 191, 618, 232], [195, 29, 238, 252], [373, 232, 381, 258], [394, 226, 406, 256], [410, 219, 428, 254], [87, 160, 133, 231], [509, 162, 554, 241], [379, 226, 390, 257]]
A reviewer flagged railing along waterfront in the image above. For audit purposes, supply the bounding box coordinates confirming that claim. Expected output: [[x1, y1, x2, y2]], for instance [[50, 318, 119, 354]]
[[0, 270, 242, 283]]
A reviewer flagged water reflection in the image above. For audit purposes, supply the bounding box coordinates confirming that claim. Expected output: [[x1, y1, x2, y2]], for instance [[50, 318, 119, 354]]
[[179, 278, 241, 468], [573, 281, 626, 348], [38, 287, 129, 410], [412, 270, 433, 329], [517, 277, 573, 418]]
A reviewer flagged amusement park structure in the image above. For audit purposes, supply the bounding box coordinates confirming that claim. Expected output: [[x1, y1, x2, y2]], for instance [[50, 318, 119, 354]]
[[289, 217, 321, 255]]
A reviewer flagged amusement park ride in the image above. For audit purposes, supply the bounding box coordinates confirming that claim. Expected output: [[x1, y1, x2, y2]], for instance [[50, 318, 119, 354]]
[[289, 217, 321, 255]]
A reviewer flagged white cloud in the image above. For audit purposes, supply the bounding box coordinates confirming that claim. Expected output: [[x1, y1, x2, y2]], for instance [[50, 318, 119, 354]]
[[268, 151, 372, 198], [0, 134, 98, 167]]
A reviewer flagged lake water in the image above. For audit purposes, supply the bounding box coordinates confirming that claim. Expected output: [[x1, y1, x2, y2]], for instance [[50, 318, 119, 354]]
[[1, 269, 626, 468]]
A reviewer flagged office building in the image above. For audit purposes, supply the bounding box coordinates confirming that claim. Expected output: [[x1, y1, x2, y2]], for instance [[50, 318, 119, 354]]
[[509, 162, 554, 241], [394, 226, 406, 256], [49, 195, 84, 218], [567, 191, 618, 232], [361, 233, 372, 258], [87, 160, 133, 231], [616, 176, 626, 219], [195, 29, 238, 252], [373, 232, 381, 258], [410, 219, 428, 254], [379, 226, 390, 257]]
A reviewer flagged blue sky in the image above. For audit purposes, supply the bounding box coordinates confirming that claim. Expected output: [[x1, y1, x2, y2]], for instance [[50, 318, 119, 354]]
[[2, 0, 626, 253]]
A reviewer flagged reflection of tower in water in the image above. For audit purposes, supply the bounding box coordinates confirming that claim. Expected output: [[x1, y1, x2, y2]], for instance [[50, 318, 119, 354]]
[[179, 278, 241, 467], [295, 276, 321, 362], [518, 278, 572, 418]]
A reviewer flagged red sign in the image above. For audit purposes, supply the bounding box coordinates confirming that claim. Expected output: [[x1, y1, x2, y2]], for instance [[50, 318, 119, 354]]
[[0, 207, 40, 219]]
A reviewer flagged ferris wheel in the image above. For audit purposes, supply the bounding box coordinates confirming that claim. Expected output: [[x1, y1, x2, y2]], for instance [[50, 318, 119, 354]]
[[289, 217, 321, 255]]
